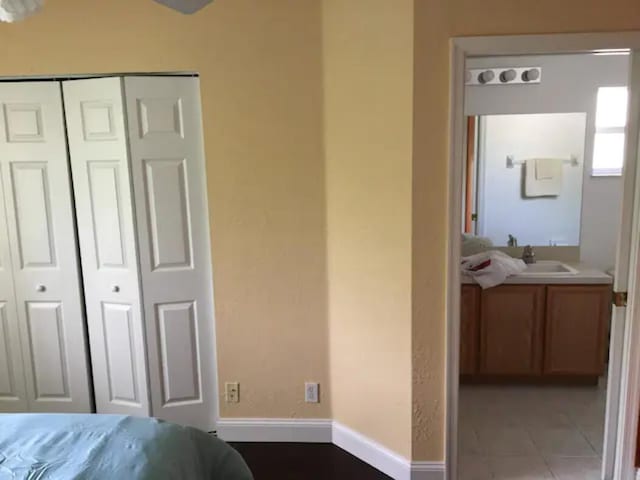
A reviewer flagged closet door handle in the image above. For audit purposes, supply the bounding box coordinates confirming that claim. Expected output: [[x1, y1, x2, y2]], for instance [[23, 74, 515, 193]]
[[111, 285, 120, 293], [36, 284, 46, 293]]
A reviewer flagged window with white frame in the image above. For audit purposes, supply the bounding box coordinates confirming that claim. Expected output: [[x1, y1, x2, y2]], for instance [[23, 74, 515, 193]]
[[592, 86, 628, 176]]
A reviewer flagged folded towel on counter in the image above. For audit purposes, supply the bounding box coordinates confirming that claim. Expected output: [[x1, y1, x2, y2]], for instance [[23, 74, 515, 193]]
[[461, 250, 526, 289], [525, 158, 563, 197]]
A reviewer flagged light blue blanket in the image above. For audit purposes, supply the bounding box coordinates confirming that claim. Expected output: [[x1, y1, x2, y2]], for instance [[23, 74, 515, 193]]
[[0, 414, 253, 480]]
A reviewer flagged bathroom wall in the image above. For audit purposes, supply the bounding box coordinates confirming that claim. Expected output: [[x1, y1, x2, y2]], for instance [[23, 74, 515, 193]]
[[466, 53, 628, 270], [477, 113, 587, 247]]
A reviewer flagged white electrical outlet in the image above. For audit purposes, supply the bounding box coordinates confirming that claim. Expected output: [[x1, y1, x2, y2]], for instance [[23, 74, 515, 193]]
[[305, 382, 319, 403], [225, 382, 239, 403]]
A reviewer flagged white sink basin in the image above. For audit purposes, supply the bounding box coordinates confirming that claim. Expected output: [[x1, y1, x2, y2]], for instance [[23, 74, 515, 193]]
[[518, 261, 578, 276]]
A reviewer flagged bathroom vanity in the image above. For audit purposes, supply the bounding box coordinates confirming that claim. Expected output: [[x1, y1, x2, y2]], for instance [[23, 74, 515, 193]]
[[460, 262, 613, 384]]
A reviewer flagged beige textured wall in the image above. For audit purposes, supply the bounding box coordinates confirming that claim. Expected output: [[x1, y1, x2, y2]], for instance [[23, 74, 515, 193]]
[[0, 0, 329, 419], [323, 0, 414, 457], [412, 0, 640, 461]]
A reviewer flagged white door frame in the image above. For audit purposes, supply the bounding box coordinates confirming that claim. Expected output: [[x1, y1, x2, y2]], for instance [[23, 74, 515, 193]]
[[447, 32, 640, 480]]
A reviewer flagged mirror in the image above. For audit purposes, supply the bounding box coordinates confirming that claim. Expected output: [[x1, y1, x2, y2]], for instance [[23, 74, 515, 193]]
[[464, 112, 587, 248]]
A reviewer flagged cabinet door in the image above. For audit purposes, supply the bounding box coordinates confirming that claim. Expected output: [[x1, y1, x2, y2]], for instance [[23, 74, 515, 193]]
[[460, 285, 480, 375], [63, 78, 150, 417], [480, 285, 545, 375], [0, 82, 91, 412], [544, 285, 611, 375], [124, 77, 217, 430]]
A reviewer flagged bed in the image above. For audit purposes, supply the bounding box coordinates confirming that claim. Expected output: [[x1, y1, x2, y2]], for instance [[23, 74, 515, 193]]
[[0, 414, 253, 479]]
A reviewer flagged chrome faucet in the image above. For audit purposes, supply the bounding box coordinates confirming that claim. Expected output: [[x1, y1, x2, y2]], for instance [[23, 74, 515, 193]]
[[522, 245, 536, 264]]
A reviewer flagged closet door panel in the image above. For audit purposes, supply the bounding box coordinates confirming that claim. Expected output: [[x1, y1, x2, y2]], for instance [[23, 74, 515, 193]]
[[125, 77, 217, 430], [156, 301, 200, 404], [0, 82, 91, 412], [0, 305, 16, 395], [0, 163, 27, 412], [10, 162, 56, 267], [25, 301, 69, 399], [143, 159, 193, 270], [63, 78, 150, 417], [101, 302, 141, 405], [86, 161, 127, 268]]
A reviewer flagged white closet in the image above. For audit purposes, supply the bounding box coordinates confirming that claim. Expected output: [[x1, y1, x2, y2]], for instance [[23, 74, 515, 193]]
[[63, 76, 218, 430], [0, 76, 217, 431], [0, 82, 92, 413]]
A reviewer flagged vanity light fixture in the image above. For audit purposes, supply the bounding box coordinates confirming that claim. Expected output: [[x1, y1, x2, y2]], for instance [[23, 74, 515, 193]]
[[466, 67, 542, 85]]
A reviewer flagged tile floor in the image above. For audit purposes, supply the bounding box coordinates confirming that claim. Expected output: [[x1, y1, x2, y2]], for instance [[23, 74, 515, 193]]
[[458, 379, 606, 479]]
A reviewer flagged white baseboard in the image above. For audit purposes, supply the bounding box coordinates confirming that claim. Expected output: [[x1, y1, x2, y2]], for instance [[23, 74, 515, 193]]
[[216, 418, 332, 443], [332, 422, 444, 480], [411, 461, 447, 480], [218, 417, 445, 480], [332, 421, 412, 480]]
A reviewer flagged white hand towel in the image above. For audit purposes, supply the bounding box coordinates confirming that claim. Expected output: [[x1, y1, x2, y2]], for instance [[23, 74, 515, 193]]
[[525, 158, 563, 197], [535, 158, 560, 180], [0, 0, 43, 22]]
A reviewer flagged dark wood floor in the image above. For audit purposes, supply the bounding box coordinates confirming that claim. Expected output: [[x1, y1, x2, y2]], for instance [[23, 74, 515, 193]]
[[231, 442, 392, 480]]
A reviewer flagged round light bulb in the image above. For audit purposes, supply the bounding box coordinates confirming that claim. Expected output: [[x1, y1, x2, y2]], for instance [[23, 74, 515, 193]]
[[522, 68, 540, 82], [478, 70, 495, 84], [500, 69, 517, 83]]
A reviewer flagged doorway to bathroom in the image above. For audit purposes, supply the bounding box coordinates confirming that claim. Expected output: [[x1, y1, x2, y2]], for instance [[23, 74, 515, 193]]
[[446, 34, 640, 480]]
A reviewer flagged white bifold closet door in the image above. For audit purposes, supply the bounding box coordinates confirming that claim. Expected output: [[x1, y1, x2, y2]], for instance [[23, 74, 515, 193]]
[[63, 76, 218, 430], [62, 78, 149, 417], [0, 82, 92, 413]]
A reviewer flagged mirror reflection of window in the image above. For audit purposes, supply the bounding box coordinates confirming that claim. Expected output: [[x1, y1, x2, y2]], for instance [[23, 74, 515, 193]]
[[593, 86, 628, 176]]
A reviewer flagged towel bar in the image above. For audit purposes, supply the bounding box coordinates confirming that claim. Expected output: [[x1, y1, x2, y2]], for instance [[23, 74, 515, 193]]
[[506, 155, 579, 168]]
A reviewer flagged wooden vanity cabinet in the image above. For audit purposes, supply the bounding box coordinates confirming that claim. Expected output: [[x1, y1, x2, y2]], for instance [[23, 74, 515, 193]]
[[460, 283, 612, 383], [479, 285, 545, 376], [544, 285, 611, 376]]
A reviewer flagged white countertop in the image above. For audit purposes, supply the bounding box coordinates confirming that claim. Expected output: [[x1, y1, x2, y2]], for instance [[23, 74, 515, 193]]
[[462, 263, 613, 285]]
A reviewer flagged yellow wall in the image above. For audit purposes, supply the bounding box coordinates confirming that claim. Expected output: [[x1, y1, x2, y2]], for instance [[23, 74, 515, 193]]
[[412, 0, 640, 461], [0, 0, 329, 419], [323, 0, 414, 457]]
